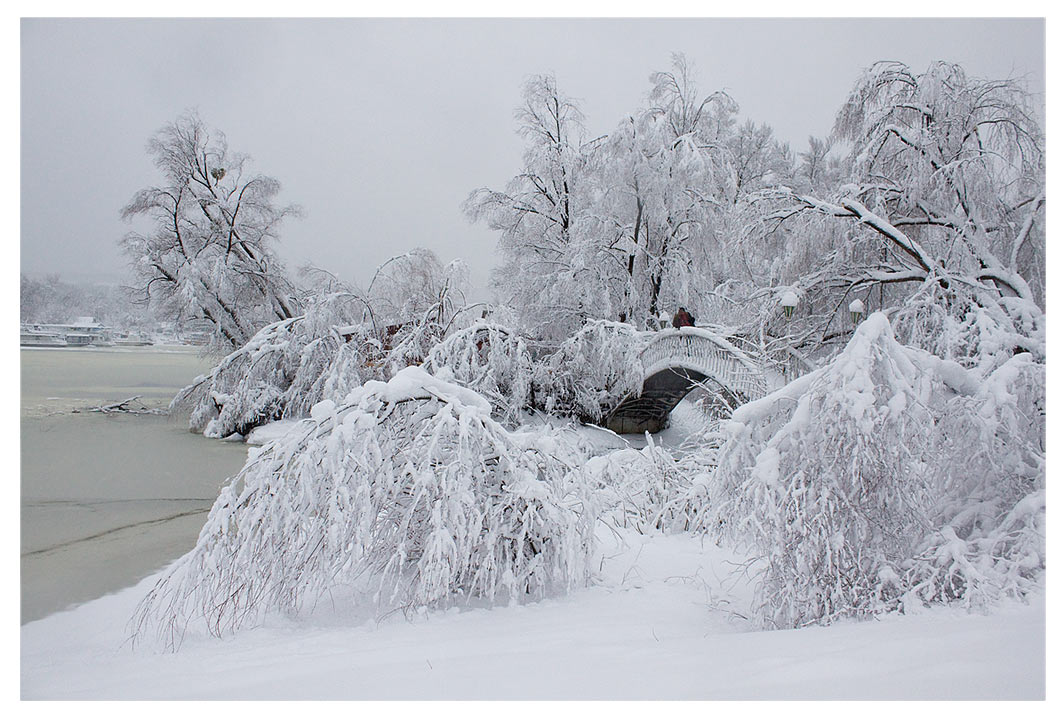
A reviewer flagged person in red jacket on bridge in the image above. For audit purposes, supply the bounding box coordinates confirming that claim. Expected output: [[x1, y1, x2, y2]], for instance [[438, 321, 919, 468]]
[[671, 307, 695, 328]]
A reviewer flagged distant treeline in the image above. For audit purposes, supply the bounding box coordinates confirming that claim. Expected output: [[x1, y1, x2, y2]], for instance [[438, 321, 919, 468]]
[[20, 273, 155, 329]]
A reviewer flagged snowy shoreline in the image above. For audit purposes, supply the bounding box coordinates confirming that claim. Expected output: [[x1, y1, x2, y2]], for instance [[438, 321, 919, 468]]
[[20, 327, 1046, 700]]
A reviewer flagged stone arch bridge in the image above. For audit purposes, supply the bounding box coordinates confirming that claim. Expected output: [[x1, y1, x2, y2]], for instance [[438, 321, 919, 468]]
[[604, 327, 769, 434]]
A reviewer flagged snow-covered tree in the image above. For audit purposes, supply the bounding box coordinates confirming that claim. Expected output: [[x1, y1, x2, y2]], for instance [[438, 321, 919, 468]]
[[421, 318, 655, 427], [747, 61, 1045, 370], [469, 56, 799, 340], [365, 249, 472, 372], [422, 321, 536, 426], [905, 352, 1045, 609], [795, 135, 841, 194], [588, 58, 740, 328], [707, 313, 1044, 628], [173, 248, 472, 439], [465, 75, 596, 339], [121, 110, 301, 351], [132, 367, 598, 648], [727, 118, 793, 204]]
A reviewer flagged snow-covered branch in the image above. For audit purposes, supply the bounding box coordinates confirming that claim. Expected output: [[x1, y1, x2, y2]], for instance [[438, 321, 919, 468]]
[[132, 368, 599, 648]]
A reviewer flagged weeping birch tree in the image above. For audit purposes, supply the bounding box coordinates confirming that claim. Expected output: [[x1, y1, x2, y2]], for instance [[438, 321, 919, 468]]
[[465, 75, 602, 339], [120, 111, 301, 351]]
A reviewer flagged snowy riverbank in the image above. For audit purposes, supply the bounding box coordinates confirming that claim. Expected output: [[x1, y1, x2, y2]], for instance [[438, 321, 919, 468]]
[[21, 526, 1044, 700], [19, 348, 1045, 700]]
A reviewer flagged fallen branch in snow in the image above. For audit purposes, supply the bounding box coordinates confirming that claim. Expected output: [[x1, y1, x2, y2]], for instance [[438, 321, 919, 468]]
[[71, 396, 169, 416]]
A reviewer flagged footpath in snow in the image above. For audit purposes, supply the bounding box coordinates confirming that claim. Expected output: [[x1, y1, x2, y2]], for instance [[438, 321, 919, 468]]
[[21, 525, 1045, 700]]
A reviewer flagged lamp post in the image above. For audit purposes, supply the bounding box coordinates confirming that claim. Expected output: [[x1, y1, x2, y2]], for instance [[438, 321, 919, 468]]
[[849, 298, 865, 325], [781, 291, 798, 319]]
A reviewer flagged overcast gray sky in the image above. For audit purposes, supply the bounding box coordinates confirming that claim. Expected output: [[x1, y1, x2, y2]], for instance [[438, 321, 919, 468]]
[[20, 18, 1045, 298]]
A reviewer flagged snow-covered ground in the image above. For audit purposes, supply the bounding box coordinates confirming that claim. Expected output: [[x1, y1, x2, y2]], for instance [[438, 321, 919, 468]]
[[21, 524, 1044, 700], [19, 379, 1046, 700]]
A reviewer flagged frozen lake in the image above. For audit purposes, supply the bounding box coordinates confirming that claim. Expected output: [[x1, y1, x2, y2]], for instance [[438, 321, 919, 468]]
[[20, 346, 249, 623]]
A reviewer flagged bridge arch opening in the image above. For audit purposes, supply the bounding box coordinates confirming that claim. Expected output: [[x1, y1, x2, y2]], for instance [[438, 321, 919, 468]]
[[603, 365, 746, 434], [598, 328, 767, 435]]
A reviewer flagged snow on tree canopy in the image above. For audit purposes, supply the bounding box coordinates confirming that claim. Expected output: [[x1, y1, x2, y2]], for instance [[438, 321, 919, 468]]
[[132, 366, 598, 648], [173, 294, 381, 439], [706, 312, 1043, 628], [534, 319, 648, 422], [421, 321, 536, 427]]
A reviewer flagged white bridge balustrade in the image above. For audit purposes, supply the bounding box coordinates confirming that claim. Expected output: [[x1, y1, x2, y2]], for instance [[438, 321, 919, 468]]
[[639, 328, 768, 400], [604, 327, 769, 434]]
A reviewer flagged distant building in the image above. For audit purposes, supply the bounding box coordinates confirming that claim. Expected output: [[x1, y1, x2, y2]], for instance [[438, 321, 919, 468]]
[[20, 317, 114, 347]]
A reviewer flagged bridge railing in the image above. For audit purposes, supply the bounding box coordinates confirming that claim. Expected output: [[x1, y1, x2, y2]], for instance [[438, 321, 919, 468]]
[[639, 328, 768, 400]]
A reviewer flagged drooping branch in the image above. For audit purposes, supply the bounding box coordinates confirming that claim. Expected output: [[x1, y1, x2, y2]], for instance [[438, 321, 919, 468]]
[[1009, 191, 1045, 271]]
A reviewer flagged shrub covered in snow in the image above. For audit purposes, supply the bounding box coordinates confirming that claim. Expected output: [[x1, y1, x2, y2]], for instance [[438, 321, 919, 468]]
[[133, 367, 598, 647], [707, 313, 1044, 628], [584, 438, 717, 534], [905, 353, 1045, 609], [534, 319, 647, 422], [173, 294, 381, 438]]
